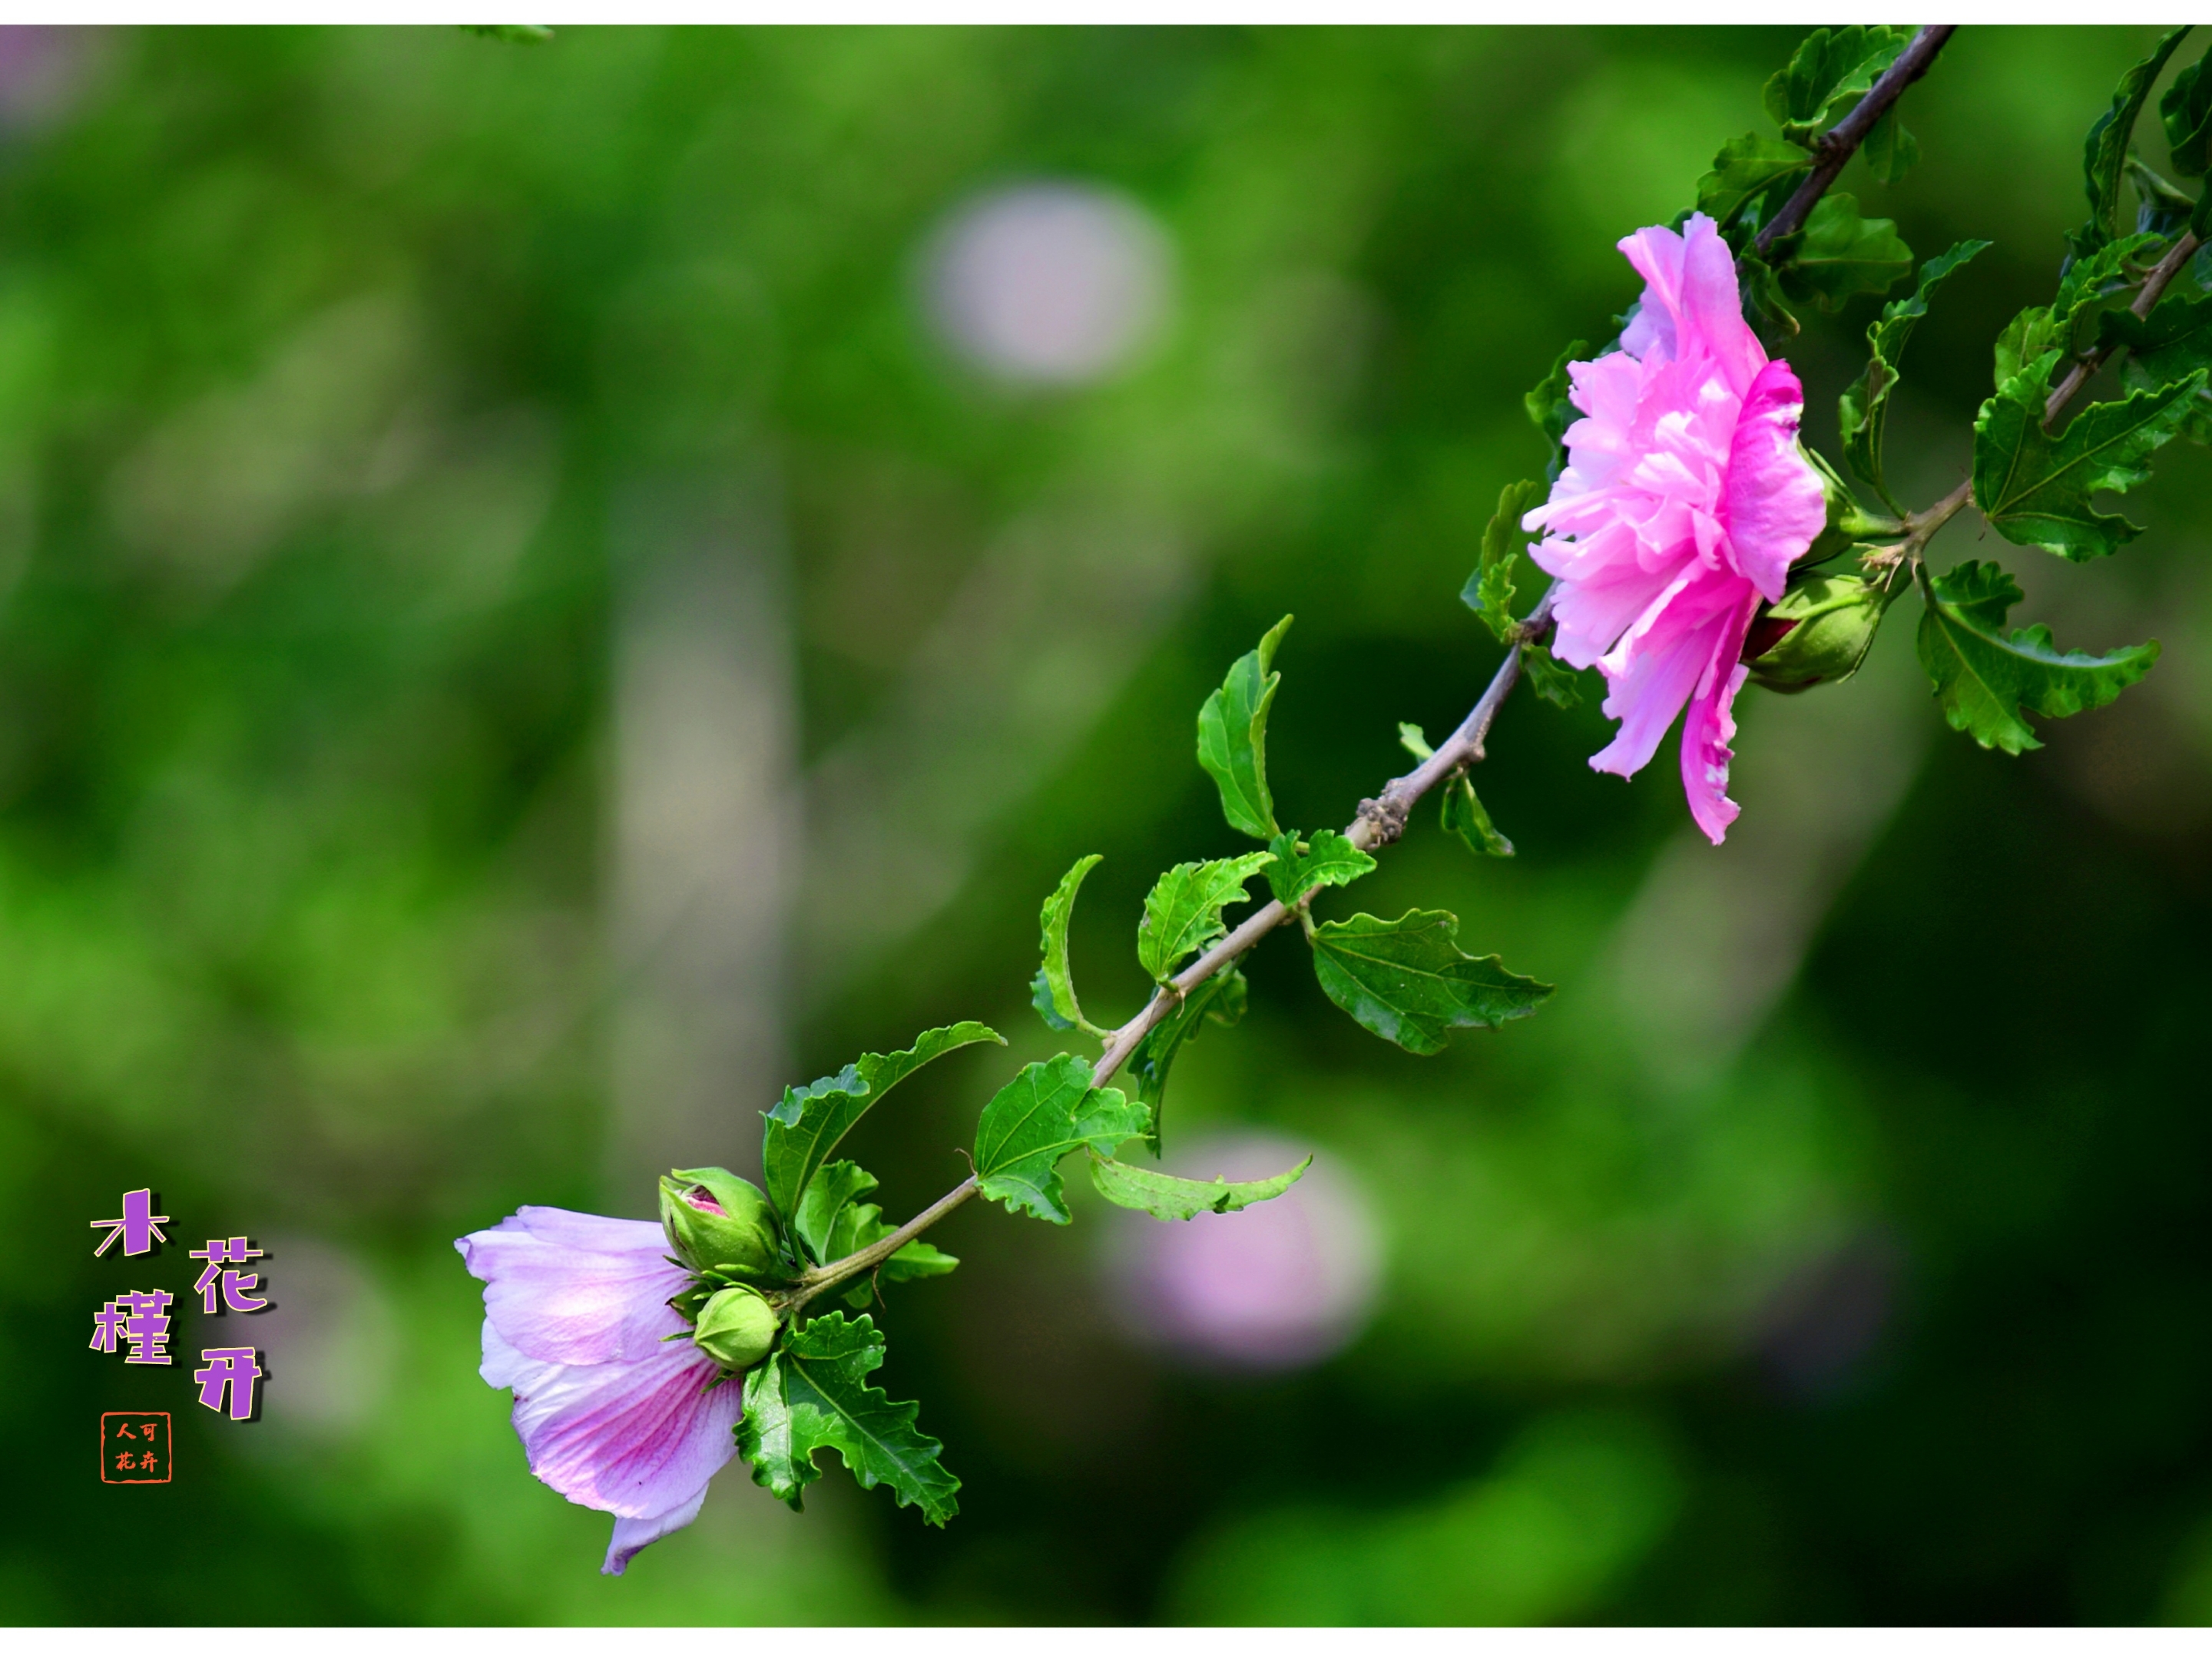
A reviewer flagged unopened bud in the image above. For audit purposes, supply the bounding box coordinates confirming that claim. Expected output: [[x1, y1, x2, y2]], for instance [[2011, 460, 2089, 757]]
[[1743, 569, 1893, 693], [658, 1167, 781, 1279], [691, 1285, 779, 1372]]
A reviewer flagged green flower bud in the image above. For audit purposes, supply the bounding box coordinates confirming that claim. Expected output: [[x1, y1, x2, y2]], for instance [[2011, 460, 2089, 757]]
[[690, 1285, 779, 1372], [1744, 568, 1896, 694], [658, 1167, 781, 1279]]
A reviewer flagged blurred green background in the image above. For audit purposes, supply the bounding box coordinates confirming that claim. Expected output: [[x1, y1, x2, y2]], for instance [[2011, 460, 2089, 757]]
[[11, 22, 2212, 1625]]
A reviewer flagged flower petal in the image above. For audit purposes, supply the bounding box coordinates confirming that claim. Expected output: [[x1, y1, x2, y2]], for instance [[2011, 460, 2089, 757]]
[[604, 1489, 710, 1578], [1589, 568, 1741, 779], [482, 1320, 740, 1525], [1679, 594, 1761, 844], [1724, 359, 1826, 602], [457, 1206, 689, 1365]]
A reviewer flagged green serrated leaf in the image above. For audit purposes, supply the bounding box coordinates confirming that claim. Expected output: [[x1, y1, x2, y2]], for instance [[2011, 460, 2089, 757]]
[[1086, 1149, 1313, 1221], [1264, 828, 1376, 908], [793, 1160, 881, 1265], [737, 1313, 959, 1525], [1696, 134, 1813, 237], [1137, 853, 1273, 983], [1462, 478, 1546, 645], [762, 1022, 1005, 1222], [1031, 853, 1104, 1035], [1775, 193, 1912, 313], [973, 1055, 1151, 1224], [1525, 340, 1588, 482], [1197, 616, 1292, 841], [2109, 292, 2212, 440], [789, 1158, 959, 1300], [1764, 26, 1913, 145], [1441, 776, 1514, 857], [2162, 44, 2212, 177], [1972, 349, 2205, 562], [1916, 559, 2160, 754], [1992, 234, 2165, 392], [2084, 27, 2191, 241], [1310, 909, 1551, 1056], [1862, 107, 1922, 186], [1838, 240, 1989, 512], [1125, 966, 1247, 1157], [1519, 641, 1585, 709]]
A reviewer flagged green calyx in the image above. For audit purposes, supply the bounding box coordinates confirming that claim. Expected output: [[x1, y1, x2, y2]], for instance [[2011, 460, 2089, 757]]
[[660, 1167, 783, 1279], [1803, 444, 1899, 561], [691, 1285, 780, 1372], [1743, 568, 1896, 693]]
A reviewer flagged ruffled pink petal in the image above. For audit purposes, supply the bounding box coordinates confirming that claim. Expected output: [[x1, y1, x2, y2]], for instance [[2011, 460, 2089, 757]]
[[481, 1320, 740, 1525], [604, 1489, 709, 1578], [1589, 568, 1742, 779], [1541, 537, 1690, 671], [457, 1207, 689, 1366], [1617, 224, 1686, 365], [1675, 213, 1763, 396], [1678, 591, 1762, 845], [1723, 359, 1826, 602]]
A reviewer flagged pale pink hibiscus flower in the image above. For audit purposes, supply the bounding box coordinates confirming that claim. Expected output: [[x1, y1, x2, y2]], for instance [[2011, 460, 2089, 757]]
[[1523, 211, 1826, 843], [458, 1207, 740, 1575]]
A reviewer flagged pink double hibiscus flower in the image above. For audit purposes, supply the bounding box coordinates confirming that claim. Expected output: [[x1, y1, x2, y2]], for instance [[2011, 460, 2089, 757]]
[[1525, 211, 1827, 844], [458, 1207, 740, 1575]]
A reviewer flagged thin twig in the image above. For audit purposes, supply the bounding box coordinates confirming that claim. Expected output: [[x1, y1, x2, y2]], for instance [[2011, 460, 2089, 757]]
[[807, 30, 1968, 1306], [787, 1176, 979, 1315], [2042, 230, 2203, 427], [1756, 26, 1959, 256]]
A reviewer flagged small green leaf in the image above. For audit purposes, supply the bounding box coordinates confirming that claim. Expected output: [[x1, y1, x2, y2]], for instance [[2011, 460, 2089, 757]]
[[973, 1055, 1151, 1224], [2128, 157, 2197, 238], [1972, 349, 2205, 562], [1696, 134, 1813, 237], [1087, 1150, 1313, 1221], [2162, 43, 2212, 177], [1735, 248, 1800, 337], [1764, 26, 1913, 146], [1441, 776, 1513, 858], [1519, 641, 1585, 709], [1125, 966, 1246, 1157], [1916, 559, 2159, 754], [793, 1160, 881, 1265], [1861, 107, 1922, 185], [1264, 828, 1376, 908], [1992, 235, 2163, 393], [1525, 340, 1588, 481], [737, 1313, 959, 1525], [1137, 853, 1273, 983], [1775, 194, 1912, 313], [789, 1158, 959, 1303], [1031, 853, 1104, 1036], [2083, 27, 2190, 242], [1397, 722, 1434, 762], [762, 1022, 1005, 1222], [1310, 909, 1551, 1056], [1197, 616, 1292, 841], [1838, 240, 1989, 512], [1462, 478, 1547, 645]]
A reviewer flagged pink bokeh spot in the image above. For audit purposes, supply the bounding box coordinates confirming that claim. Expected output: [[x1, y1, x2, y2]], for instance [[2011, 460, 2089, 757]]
[[1108, 1134, 1380, 1373], [1524, 212, 1826, 845]]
